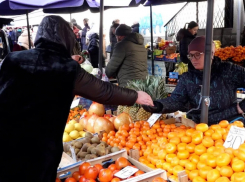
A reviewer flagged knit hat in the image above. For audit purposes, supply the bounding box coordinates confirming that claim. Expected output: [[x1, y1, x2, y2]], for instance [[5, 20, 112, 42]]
[[115, 24, 132, 36], [188, 36, 206, 53]]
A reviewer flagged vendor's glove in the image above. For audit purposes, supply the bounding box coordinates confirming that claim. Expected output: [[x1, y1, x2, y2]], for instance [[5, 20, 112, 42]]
[[142, 101, 163, 113]]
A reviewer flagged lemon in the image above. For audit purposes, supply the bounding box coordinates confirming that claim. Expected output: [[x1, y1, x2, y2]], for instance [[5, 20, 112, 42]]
[[79, 131, 86, 137], [63, 134, 72, 142], [69, 119, 77, 125], [74, 123, 83, 131], [69, 130, 80, 139], [65, 123, 74, 133]]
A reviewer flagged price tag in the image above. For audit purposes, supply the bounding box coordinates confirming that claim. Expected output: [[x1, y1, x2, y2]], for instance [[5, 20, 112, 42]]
[[223, 126, 245, 149], [114, 166, 139, 179], [70, 99, 80, 109], [147, 113, 162, 127]]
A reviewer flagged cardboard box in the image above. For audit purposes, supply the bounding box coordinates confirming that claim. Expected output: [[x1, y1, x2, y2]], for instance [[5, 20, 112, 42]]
[[57, 150, 167, 182], [166, 46, 176, 55]]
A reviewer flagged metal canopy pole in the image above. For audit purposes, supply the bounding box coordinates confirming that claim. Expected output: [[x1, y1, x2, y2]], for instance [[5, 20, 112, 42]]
[[26, 12, 31, 49], [99, 0, 104, 79], [150, 4, 154, 75], [236, 0, 242, 46], [200, 0, 214, 124]]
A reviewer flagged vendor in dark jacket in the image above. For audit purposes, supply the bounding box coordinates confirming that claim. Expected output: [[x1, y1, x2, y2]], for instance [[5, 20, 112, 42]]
[[0, 16, 153, 182], [143, 36, 245, 125], [179, 21, 198, 64]]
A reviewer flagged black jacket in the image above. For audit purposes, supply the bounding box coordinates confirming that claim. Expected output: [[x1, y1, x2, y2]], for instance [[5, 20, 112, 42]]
[[87, 33, 105, 68], [0, 16, 137, 182], [131, 23, 140, 33], [155, 58, 245, 125], [179, 29, 196, 64]]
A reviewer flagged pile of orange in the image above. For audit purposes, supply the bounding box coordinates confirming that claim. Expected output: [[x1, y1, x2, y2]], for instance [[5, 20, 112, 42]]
[[67, 106, 87, 123], [102, 120, 187, 157], [104, 120, 245, 182], [215, 45, 245, 62]]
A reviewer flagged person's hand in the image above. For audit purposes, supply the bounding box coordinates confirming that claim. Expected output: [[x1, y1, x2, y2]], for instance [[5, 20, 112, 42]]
[[237, 103, 244, 114], [136, 91, 154, 106], [72, 55, 84, 64], [142, 101, 163, 113]]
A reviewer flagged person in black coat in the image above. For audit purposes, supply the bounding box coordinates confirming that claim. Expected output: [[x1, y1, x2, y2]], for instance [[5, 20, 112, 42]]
[[144, 36, 245, 125], [178, 21, 198, 64], [0, 15, 153, 182], [131, 21, 140, 33], [109, 19, 120, 58], [87, 33, 105, 68]]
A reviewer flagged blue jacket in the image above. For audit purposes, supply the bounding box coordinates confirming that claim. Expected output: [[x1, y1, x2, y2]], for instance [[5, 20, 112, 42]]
[[8, 30, 16, 41]]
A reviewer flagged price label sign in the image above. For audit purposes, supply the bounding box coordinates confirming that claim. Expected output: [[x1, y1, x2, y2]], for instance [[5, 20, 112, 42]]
[[147, 113, 162, 127], [223, 126, 245, 149], [114, 166, 139, 179], [70, 99, 80, 109]]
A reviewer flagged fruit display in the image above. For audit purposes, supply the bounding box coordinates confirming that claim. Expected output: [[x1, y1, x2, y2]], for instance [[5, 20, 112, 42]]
[[173, 62, 188, 75], [64, 132, 120, 161], [214, 40, 221, 49], [165, 53, 179, 60], [117, 76, 167, 121], [215, 45, 245, 62], [167, 78, 178, 85], [57, 157, 165, 182], [63, 120, 86, 142], [67, 105, 87, 123], [102, 119, 245, 182]]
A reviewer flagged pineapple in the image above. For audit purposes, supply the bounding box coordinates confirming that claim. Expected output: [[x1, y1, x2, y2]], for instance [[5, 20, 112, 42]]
[[129, 106, 140, 122], [117, 105, 124, 115], [126, 75, 168, 121], [123, 106, 130, 114], [136, 107, 152, 121]]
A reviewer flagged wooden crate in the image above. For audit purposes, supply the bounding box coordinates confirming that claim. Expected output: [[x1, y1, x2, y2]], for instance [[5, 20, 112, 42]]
[[57, 149, 167, 182]]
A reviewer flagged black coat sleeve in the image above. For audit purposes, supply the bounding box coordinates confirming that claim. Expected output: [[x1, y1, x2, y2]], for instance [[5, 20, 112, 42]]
[[73, 68, 138, 105], [180, 37, 191, 64]]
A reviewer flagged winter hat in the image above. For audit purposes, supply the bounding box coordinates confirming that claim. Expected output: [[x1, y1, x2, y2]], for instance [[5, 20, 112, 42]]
[[188, 36, 206, 53], [115, 24, 132, 36]]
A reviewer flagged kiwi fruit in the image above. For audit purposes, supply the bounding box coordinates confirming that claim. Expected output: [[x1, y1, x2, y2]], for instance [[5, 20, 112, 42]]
[[81, 143, 91, 152], [91, 136, 100, 144], [85, 132, 93, 138]]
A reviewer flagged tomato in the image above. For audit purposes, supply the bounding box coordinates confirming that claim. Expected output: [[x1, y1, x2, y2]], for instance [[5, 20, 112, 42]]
[[192, 176, 206, 182], [94, 164, 103, 172], [185, 161, 196, 171], [232, 159, 245, 172], [79, 176, 87, 182], [199, 166, 212, 179], [111, 177, 121, 182], [165, 143, 177, 154], [108, 164, 117, 172], [55, 178, 62, 182], [207, 169, 220, 182], [188, 170, 199, 181], [112, 169, 120, 176], [219, 166, 233, 178], [196, 123, 208, 132], [192, 131, 203, 144], [216, 153, 231, 167], [134, 170, 144, 176], [72, 171, 81, 181], [215, 177, 230, 182], [177, 150, 190, 159], [65, 177, 77, 182], [99, 169, 113, 182], [79, 162, 91, 175], [84, 166, 99, 180], [173, 165, 184, 176], [152, 177, 167, 182], [115, 157, 129, 170]]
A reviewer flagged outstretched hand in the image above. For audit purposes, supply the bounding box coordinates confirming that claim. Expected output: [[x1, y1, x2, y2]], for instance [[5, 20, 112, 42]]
[[136, 91, 154, 106]]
